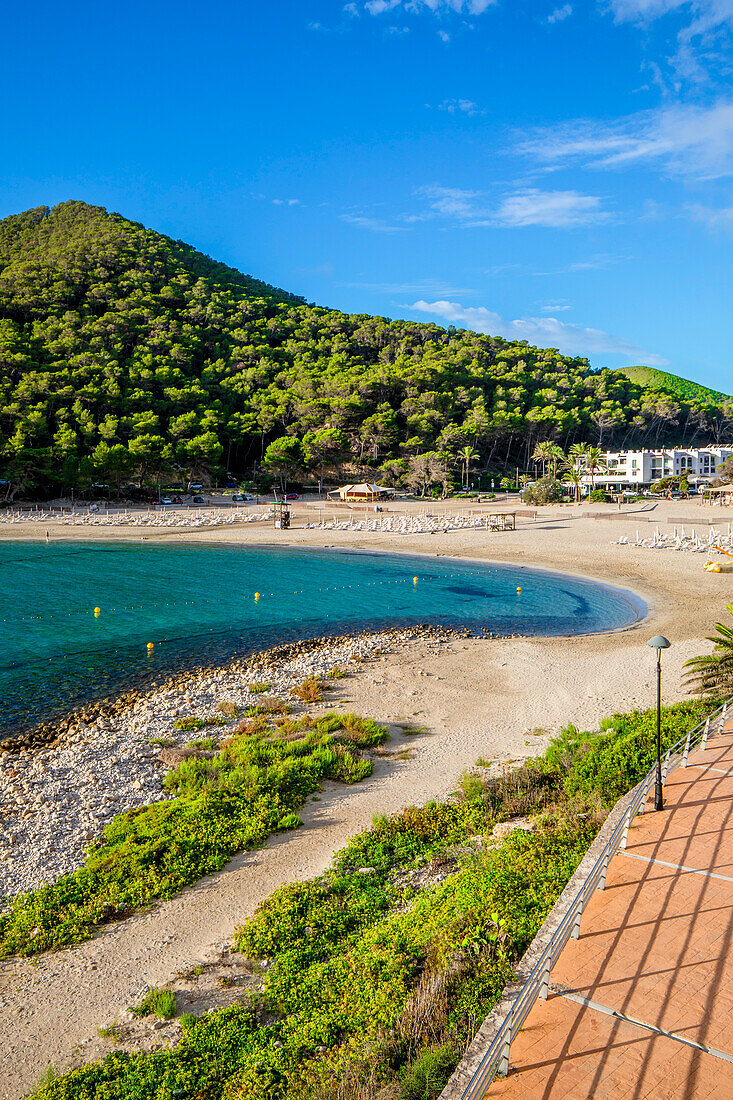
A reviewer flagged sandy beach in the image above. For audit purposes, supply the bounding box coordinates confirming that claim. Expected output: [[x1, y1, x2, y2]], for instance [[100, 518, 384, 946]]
[[0, 497, 728, 1095]]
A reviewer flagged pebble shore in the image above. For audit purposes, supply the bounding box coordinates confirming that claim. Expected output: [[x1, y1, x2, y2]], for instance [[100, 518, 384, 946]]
[[0, 626, 459, 903]]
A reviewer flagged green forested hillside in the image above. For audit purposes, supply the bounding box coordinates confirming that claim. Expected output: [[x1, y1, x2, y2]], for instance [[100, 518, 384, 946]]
[[1, 202, 731, 499], [618, 365, 730, 406]]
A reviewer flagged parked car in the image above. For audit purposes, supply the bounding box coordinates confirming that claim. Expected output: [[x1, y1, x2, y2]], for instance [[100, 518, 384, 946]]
[[285, 492, 299, 500], [193, 495, 205, 503], [161, 497, 172, 505]]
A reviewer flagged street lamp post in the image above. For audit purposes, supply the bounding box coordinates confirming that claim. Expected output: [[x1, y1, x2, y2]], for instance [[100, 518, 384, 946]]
[[647, 635, 671, 811]]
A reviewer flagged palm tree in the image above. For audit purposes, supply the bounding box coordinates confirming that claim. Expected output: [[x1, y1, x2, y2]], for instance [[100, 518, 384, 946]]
[[549, 444, 566, 478], [565, 468, 583, 504], [584, 446, 606, 491], [567, 442, 588, 469], [459, 445, 478, 490], [684, 606, 733, 695], [567, 442, 590, 499], [532, 440, 555, 478]]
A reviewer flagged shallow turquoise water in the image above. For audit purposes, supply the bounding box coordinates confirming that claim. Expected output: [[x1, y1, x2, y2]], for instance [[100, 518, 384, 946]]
[[1, 543, 644, 735]]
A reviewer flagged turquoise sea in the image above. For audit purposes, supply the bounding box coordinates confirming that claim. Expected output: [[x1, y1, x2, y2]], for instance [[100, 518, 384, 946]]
[[1, 542, 644, 736]]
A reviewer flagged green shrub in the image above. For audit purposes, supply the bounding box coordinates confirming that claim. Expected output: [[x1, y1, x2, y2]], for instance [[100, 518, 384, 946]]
[[522, 477, 564, 504], [131, 987, 177, 1019], [173, 716, 207, 731], [217, 698, 240, 719], [588, 488, 610, 503], [292, 676, 325, 703], [400, 1043, 461, 1099]]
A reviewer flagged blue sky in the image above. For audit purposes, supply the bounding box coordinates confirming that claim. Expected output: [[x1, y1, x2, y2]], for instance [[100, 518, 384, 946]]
[[2, 0, 733, 389]]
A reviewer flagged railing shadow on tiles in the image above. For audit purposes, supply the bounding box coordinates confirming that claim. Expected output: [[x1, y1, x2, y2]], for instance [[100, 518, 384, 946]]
[[460, 698, 729, 1098]]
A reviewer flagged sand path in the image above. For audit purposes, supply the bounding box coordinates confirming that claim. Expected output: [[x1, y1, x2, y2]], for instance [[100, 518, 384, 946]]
[[0, 502, 725, 1096]]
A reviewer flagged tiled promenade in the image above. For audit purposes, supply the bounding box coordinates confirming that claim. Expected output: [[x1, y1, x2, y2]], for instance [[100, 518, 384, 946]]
[[488, 730, 733, 1100]]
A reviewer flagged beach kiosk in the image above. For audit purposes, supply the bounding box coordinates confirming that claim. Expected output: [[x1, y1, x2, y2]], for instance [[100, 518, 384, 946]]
[[328, 483, 394, 502], [705, 483, 733, 507]]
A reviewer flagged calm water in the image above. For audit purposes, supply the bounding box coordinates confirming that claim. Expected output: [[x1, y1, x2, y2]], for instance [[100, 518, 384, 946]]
[[1, 542, 644, 735]]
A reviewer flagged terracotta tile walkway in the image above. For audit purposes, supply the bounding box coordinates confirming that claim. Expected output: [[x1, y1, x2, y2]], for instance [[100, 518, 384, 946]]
[[487, 730, 733, 1100]]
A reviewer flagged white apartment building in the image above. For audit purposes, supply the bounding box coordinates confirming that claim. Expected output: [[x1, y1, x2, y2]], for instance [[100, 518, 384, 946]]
[[579, 447, 733, 490]]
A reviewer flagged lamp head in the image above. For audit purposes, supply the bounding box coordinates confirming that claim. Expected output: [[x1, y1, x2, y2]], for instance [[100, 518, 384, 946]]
[[648, 635, 671, 650]]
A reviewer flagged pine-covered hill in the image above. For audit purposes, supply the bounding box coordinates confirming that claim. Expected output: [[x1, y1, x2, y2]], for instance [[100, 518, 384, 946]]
[[617, 365, 731, 406], [0, 201, 731, 499]]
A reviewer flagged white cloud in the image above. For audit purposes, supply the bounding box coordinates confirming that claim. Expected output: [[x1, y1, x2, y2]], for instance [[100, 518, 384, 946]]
[[539, 299, 572, 311], [515, 100, 733, 179], [416, 184, 484, 218], [345, 278, 477, 294], [340, 212, 408, 232], [412, 185, 606, 226], [272, 198, 301, 206], [688, 200, 733, 226], [547, 3, 573, 22], [343, 1, 360, 14], [606, 0, 733, 82], [365, 0, 401, 12], [492, 188, 607, 227], [364, 0, 495, 15], [533, 253, 628, 275], [436, 98, 481, 114], [408, 299, 668, 363]]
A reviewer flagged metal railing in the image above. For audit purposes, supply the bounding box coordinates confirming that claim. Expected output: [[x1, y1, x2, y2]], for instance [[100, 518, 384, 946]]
[[460, 697, 731, 1097]]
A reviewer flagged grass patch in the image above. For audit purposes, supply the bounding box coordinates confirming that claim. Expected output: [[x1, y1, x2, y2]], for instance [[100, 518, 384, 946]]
[[397, 724, 429, 737], [173, 715, 226, 732], [326, 666, 347, 680], [131, 987, 177, 1019], [248, 682, 271, 694], [292, 677, 325, 703], [96, 1024, 122, 1041], [246, 696, 292, 717], [0, 712, 387, 959], [217, 698, 240, 719]]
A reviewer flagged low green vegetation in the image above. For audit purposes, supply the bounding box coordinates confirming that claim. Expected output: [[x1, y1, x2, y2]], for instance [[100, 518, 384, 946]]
[[172, 715, 225, 731], [0, 711, 387, 958], [26, 695, 720, 1100], [216, 698, 240, 719], [291, 676, 325, 703], [131, 988, 177, 1020]]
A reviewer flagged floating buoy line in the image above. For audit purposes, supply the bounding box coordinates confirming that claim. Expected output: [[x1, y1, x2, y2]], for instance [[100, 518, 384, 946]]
[[4, 568, 533, 625]]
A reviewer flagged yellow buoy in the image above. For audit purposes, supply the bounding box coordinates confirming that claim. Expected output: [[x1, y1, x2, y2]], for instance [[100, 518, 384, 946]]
[[94, 606, 101, 616], [413, 576, 419, 584], [254, 592, 261, 600], [146, 641, 154, 651], [516, 586, 522, 593]]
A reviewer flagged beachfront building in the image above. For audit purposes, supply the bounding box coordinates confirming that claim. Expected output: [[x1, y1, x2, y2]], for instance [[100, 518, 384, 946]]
[[579, 446, 733, 491]]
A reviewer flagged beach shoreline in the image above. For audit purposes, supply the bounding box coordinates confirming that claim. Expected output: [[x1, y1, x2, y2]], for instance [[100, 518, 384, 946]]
[[0, 499, 726, 1095]]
